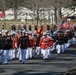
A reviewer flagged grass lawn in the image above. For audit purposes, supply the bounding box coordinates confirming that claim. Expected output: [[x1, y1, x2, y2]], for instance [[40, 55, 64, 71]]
[[0, 19, 76, 32]]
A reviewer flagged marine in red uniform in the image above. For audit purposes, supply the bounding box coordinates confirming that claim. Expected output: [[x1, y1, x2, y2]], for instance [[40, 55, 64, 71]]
[[66, 19, 71, 30], [39, 32, 51, 60], [11, 33, 17, 60], [26, 32, 35, 59], [15, 31, 23, 61]]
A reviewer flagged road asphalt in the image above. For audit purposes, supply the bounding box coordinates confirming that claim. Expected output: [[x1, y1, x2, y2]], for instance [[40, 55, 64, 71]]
[[0, 39, 76, 75]]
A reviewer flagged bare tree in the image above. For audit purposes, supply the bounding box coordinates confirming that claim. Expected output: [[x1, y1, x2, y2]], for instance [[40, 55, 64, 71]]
[[0, 0, 75, 24]]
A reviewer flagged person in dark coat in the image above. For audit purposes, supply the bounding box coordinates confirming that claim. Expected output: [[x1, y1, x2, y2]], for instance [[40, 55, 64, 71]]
[[35, 34, 41, 56], [34, 25, 38, 34], [23, 24, 27, 30], [0, 32, 3, 64], [2, 30, 12, 64], [56, 32, 64, 54], [17, 31, 30, 64]]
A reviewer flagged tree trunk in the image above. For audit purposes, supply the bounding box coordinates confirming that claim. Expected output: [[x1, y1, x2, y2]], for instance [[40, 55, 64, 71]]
[[57, 8, 62, 23], [54, 7, 57, 24], [36, 1, 39, 26], [36, 10, 39, 25], [59, 8, 62, 19], [48, 9, 51, 24], [14, 8, 17, 21]]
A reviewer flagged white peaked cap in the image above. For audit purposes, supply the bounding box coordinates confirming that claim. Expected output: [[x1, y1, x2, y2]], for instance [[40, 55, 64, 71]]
[[5, 30, 8, 33], [43, 32, 46, 35], [32, 33, 34, 36], [12, 31, 16, 34], [22, 30, 25, 33], [28, 31, 32, 34], [67, 18, 71, 21], [0, 32, 2, 34], [26, 32, 28, 34]]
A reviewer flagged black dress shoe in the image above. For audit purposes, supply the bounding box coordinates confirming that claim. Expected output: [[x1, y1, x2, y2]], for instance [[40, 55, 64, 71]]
[[0, 62, 2, 64], [43, 58, 50, 61], [4, 63, 8, 65], [22, 62, 25, 64], [12, 58, 15, 60], [8, 59, 11, 61], [19, 60, 22, 62]]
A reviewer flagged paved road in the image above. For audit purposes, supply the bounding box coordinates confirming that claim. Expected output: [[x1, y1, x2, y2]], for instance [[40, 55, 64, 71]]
[[0, 40, 76, 75]]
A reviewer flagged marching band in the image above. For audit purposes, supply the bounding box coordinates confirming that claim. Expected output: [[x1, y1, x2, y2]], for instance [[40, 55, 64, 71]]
[[0, 21, 76, 64]]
